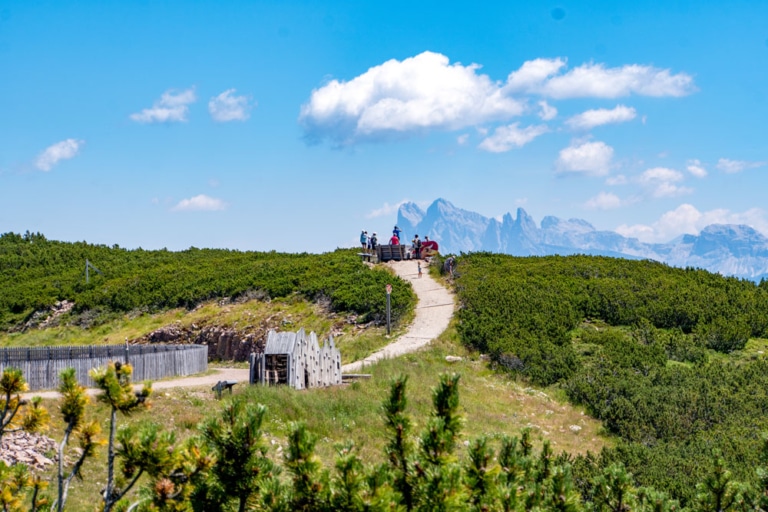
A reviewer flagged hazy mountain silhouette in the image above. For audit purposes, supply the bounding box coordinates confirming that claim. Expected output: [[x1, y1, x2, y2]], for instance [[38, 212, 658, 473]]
[[397, 199, 768, 281]]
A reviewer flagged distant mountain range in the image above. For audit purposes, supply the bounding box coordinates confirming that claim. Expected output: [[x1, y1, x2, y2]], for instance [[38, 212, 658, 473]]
[[397, 198, 768, 281]]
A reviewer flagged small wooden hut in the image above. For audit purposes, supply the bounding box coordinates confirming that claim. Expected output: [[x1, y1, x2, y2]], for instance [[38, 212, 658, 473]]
[[249, 328, 342, 389]]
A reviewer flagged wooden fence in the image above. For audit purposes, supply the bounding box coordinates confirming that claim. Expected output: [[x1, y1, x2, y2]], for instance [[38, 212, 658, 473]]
[[0, 345, 208, 391]]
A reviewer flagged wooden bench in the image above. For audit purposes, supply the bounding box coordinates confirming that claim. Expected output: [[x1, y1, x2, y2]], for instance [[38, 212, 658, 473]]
[[376, 244, 410, 262]]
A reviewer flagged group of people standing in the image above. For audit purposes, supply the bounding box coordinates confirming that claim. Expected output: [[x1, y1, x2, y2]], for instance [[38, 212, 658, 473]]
[[359, 226, 430, 259], [359, 226, 402, 252], [359, 230, 379, 252]]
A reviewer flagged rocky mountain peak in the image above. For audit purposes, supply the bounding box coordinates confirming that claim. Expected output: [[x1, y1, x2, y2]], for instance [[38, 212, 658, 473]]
[[398, 199, 768, 281]]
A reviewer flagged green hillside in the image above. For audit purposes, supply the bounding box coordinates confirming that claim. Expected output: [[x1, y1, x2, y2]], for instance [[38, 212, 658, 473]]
[[451, 252, 768, 504], [0, 232, 415, 334], [8, 232, 768, 506]]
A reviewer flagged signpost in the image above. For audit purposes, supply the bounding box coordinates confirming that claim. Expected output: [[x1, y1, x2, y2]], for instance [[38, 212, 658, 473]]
[[386, 284, 392, 335]]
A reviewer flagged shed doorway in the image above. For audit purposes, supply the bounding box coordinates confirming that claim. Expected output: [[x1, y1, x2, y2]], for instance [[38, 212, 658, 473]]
[[265, 354, 288, 385]]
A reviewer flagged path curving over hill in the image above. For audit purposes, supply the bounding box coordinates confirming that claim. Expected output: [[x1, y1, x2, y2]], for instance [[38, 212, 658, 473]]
[[342, 259, 455, 373], [24, 259, 454, 399]]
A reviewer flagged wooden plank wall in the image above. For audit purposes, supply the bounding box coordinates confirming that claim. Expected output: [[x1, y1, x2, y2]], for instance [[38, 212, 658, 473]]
[[0, 345, 208, 391], [252, 329, 342, 389]]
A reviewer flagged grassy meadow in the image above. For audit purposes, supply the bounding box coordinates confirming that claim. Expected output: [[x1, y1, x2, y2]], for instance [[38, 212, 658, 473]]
[[31, 322, 608, 510]]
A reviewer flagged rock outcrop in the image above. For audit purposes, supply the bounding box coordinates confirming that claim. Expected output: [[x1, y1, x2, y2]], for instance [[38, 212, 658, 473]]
[[136, 324, 266, 362]]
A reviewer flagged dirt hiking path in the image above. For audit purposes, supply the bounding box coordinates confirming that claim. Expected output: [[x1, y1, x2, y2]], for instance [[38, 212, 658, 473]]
[[342, 259, 455, 373], [25, 260, 454, 399]]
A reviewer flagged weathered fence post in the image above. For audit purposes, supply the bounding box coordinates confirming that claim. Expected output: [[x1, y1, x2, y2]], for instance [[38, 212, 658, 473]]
[[386, 283, 392, 335]]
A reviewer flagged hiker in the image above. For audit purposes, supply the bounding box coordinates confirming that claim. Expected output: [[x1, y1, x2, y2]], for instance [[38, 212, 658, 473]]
[[370, 232, 378, 251], [393, 225, 403, 241], [444, 256, 455, 277], [389, 233, 400, 245], [412, 234, 422, 259], [418, 261, 422, 278], [360, 230, 368, 252]]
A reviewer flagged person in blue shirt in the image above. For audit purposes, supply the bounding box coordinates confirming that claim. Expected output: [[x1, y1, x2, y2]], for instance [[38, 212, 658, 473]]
[[360, 230, 368, 252], [393, 225, 402, 240]]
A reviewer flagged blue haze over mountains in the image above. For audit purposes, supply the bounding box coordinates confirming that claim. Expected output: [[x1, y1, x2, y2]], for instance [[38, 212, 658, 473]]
[[397, 199, 768, 281]]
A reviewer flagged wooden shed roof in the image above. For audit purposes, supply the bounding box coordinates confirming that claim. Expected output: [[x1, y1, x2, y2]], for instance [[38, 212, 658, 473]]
[[263, 330, 298, 355]]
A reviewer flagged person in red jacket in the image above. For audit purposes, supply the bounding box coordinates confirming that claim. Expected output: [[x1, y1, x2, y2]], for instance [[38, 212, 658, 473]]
[[389, 234, 400, 245]]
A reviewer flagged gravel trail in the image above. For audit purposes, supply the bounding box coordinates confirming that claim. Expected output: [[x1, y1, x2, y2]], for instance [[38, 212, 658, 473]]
[[342, 259, 455, 373]]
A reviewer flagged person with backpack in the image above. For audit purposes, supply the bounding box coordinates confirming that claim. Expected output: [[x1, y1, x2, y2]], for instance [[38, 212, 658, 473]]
[[412, 234, 422, 259], [370, 232, 378, 251]]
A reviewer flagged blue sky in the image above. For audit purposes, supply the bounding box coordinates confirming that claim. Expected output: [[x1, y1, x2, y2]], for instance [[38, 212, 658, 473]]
[[1, 0, 767, 252]]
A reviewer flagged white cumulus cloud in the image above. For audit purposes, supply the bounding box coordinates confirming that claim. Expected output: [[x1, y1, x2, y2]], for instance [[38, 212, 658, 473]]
[[171, 194, 228, 212], [616, 204, 768, 243], [506, 59, 695, 99], [566, 105, 636, 130], [208, 89, 254, 122], [584, 192, 622, 210], [299, 51, 526, 145], [35, 139, 84, 171], [130, 88, 197, 123], [556, 140, 614, 176], [300, 52, 695, 146], [478, 123, 548, 153], [637, 167, 692, 198], [506, 58, 567, 91], [716, 158, 767, 174], [537, 100, 557, 120], [686, 159, 708, 178]]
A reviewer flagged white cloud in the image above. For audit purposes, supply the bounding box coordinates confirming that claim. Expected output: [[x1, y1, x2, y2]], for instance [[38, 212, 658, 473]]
[[457, 133, 469, 145], [171, 194, 228, 212], [35, 139, 84, 171], [556, 140, 614, 176], [299, 51, 526, 145], [716, 158, 766, 174], [584, 192, 622, 210], [616, 204, 768, 243], [478, 123, 548, 153], [566, 105, 636, 130], [638, 167, 682, 183], [208, 89, 254, 122], [506, 58, 567, 91], [537, 100, 557, 120], [686, 159, 708, 178], [637, 167, 692, 198], [300, 52, 695, 146], [506, 59, 695, 99], [606, 174, 628, 185], [130, 88, 196, 123], [366, 200, 410, 219]]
